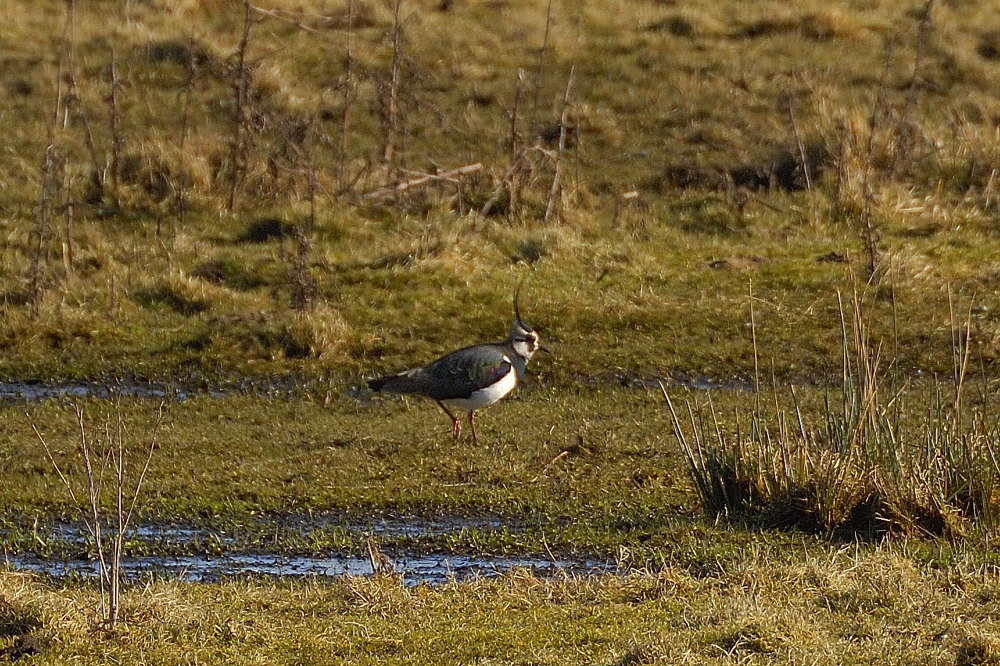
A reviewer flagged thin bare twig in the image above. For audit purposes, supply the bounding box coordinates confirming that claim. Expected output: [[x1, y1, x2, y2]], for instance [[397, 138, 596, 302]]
[[250, 5, 350, 42], [531, 0, 556, 128], [362, 163, 482, 200], [780, 89, 812, 190], [338, 0, 357, 192], [28, 419, 82, 508], [544, 66, 575, 223], [508, 68, 527, 219], [172, 35, 198, 237], [29, 401, 165, 627], [892, 0, 936, 172], [123, 401, 165, 529], [858, 37, 898, 280], [381, 0, 405, 184], [108, 49, 123, 200], [227, 0, 255, 213]]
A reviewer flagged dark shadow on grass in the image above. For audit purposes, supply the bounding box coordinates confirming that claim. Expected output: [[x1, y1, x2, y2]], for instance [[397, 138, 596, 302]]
[[0, 600, 42, 639], [132, 284, 209, 316], [235, 217, 296, 244], [190, 258, 266, 291]]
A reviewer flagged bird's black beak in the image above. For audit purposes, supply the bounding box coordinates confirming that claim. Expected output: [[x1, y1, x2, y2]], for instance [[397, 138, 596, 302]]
[[538, 344, 552, 354]]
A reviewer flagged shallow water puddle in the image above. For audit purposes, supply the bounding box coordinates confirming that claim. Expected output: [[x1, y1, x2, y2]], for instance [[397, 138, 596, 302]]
[[0, 373, 749, 405], [4, 551, 608, 586], [613, 373, 754, 391], [0, 377, 326, 403], [2, 515, 611, 585], [12, 513, 514, 546], [0, 380, 173, 402]]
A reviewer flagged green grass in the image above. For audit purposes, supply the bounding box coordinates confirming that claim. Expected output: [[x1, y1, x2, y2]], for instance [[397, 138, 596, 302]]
[[3, 0, 1000, 661], [3, 388, 685, 525]]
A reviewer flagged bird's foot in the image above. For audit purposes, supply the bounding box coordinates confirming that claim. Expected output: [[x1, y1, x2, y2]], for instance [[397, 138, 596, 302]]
[[450, 418, 462, 440], [468, 411, 480, 446]]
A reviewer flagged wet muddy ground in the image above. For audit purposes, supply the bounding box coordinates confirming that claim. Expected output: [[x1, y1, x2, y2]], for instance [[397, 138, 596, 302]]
[[2, 516, 614, 585]]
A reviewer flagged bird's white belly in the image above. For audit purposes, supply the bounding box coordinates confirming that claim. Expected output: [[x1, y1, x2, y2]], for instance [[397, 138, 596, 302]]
[[444, 365, 518, 411]]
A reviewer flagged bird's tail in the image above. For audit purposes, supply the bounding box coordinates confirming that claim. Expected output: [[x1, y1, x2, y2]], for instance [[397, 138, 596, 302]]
[[368, 371, 423, 394]]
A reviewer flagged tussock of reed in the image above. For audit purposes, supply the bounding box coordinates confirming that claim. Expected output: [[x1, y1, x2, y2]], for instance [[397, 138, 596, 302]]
[[665, 289, 1000, 539]]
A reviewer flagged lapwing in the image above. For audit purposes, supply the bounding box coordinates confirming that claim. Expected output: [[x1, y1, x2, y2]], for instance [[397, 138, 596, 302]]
[[368, 293, 547, 444]]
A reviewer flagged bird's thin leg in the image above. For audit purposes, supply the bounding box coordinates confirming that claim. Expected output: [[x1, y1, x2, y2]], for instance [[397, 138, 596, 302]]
[[436, 401, 462, 440], [468, 411, 479, 446]]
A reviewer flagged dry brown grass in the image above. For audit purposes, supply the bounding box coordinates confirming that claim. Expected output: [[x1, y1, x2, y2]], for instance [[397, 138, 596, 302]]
[[4, 544, 1000, 663]]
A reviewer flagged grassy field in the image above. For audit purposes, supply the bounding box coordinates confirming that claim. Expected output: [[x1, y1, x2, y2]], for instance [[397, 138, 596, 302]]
[[5, 546, 1000, 664], [0, 0, 998, 383], [3, 0, 1000, 662]]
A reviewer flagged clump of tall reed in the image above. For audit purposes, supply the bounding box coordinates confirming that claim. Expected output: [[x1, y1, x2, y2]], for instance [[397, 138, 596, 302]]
[[663, 287, 1000, 539]]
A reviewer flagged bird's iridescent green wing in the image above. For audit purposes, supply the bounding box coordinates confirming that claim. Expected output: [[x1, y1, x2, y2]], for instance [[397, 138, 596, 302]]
[[420, 344, 512, 400]]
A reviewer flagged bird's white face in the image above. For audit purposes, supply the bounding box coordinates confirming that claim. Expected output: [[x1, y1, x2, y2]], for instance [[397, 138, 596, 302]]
[[509, 319, 543, 360]]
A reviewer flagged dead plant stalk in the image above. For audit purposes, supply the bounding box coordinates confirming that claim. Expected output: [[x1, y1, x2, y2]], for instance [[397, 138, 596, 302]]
[[340, 0, 357, 191], [544, 66, 575, 223], [531, 0, 556, 128], [29, 401, 165, 627], [227, 0, 255, 214], [171, 35, 198, 238], [381, 0, 405, 184], [108, 49, 123, 199], [508, 68, 527, 219]]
